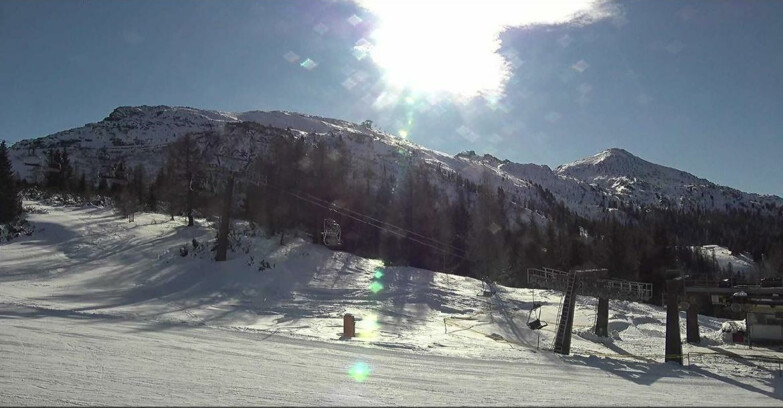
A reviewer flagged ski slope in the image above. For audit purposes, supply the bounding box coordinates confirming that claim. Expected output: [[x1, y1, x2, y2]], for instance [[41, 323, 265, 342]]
[[1, 201, 781, 405]]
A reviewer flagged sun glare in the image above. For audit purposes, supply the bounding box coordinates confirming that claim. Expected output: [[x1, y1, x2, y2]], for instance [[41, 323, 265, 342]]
[[356, 0, 611, 99]]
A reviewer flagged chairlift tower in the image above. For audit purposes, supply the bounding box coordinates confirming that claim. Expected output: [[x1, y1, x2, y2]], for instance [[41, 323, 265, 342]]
[[527, 267, 654, 355], [665, 276, 684, 364]]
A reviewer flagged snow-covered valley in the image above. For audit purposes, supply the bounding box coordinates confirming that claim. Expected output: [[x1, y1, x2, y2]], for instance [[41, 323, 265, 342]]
[[1, 201, 781, 405]]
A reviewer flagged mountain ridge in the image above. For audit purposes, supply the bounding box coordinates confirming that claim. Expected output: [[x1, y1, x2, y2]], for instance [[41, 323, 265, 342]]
[[8, 105, 782, 220]]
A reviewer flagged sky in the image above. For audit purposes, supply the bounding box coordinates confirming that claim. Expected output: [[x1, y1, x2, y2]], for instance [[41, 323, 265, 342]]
[[1, 0, 782, 196]]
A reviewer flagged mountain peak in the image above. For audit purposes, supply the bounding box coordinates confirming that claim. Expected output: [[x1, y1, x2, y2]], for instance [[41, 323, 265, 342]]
[[455, 150, 509, 165], [104, 105, 172, 122], [556, 147, 641, 171], [604, 147, 633, 157], [592, 147, 638, 162]]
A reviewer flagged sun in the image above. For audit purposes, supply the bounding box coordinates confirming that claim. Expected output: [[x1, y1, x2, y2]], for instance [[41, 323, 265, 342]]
[[356, 0, 611, 99]]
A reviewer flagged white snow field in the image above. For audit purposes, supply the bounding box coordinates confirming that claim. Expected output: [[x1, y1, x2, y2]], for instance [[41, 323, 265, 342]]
[[1, 201, 782, 406]]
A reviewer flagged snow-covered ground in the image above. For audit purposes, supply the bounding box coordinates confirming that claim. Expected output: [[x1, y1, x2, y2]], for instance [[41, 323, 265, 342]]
[[1, 201, 782, 405], [696, 244, 756, 275]]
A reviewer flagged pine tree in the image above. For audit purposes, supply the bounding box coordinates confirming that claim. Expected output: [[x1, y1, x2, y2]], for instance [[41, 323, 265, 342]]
[[450, 181, 472, 276], [43, 148, 73, 191], [76, 173, 87, 194], [97, 177, 108, 194], [76, 172, 90, 204], [0, 141, 21, 223], [467, 171, 509, 281], [164, 134, 204, 226], [60, 149, 74, 190], [44, 149, 61, 189]]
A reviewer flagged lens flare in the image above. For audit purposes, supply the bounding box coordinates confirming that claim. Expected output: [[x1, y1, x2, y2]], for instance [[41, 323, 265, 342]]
[[300, 58, 318, 70], [349, 362, 371, 382], [374, 269, 384, 279], [357, 313, 381, 339], [369, 281, 384, 293]]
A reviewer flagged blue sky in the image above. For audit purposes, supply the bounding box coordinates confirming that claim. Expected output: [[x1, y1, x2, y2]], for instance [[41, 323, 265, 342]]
[[1, 0, 781, 196]]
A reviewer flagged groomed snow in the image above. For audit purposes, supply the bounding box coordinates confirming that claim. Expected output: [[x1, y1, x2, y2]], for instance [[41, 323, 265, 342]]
[[1, 201, 781, 405]]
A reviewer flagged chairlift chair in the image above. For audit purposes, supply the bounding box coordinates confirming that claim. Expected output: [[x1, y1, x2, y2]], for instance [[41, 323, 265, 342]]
[[478, 276, 496, 297], [189, 175, 208, 191], [322, 218, 342, 247], [527, 294, 548, 330]]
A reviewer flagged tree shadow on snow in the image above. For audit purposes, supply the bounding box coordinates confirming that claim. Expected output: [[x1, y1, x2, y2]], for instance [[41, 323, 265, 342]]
[[565, 353, 781, 400], [0, 304, 122, 322], [32, 244, 323, 331], [487, 287, 563, 364], [375, 267, 441, 330], [688, 365, 782, 400], [0, 221, 80, 282], [565, 355, 701, 386]]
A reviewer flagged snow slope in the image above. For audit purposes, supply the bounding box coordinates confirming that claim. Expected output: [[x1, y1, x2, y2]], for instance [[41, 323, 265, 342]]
[[696, 245, 757, 275], [0, 201, 781, 405], [3, 302, 782, 406]]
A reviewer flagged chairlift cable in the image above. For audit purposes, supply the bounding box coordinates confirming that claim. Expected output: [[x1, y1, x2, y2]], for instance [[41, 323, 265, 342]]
[[204, 161, 468, 260], [297, 190, 467, 255], [292, 188, 464, 252], [255, 177, 466, 257], [284, 188, 467, 259]]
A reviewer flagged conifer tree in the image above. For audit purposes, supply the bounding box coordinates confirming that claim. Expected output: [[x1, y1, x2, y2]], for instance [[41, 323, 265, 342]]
[[0, 141, 21, 223], [467, 172, 509, 281], [164, 134, 204, 226]]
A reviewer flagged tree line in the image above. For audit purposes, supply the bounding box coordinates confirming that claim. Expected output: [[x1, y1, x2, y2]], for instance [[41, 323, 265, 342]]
[[3, 125, 782, 300], [0, 141, 22, 223]]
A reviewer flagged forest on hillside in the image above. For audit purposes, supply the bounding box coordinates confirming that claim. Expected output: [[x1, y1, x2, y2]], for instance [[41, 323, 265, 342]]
[[3, 124, 783, 303]]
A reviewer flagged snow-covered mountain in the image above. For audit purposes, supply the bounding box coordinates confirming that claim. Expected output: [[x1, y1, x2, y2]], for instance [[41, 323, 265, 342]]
[[556, 148, 783, 214], [8, 105, 377, 183], [8, 105, 783, 220]]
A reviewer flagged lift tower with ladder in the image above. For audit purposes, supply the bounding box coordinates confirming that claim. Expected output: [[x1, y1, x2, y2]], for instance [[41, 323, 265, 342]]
[[526, 267, 653, 355]]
